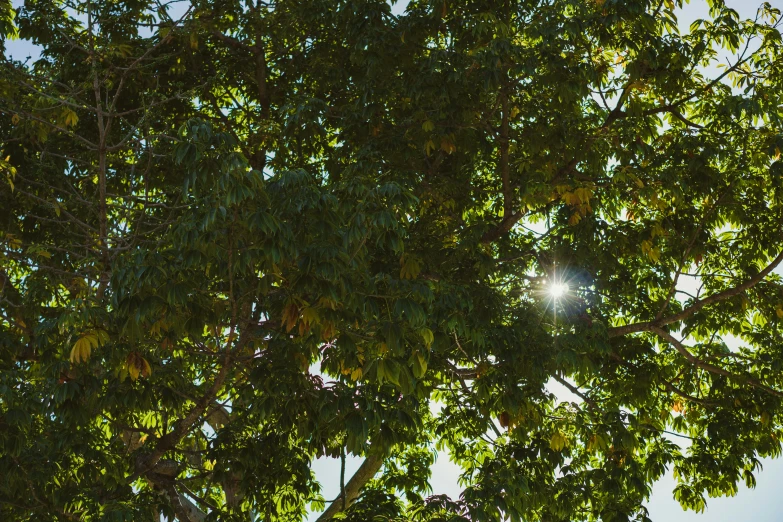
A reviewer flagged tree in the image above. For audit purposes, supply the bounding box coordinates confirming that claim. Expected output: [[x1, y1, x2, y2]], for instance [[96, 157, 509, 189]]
[[1, 0, 783, 520]]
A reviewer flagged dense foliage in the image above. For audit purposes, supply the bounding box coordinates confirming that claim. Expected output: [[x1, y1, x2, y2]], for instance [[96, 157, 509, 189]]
[[2, 0, 783, 521]]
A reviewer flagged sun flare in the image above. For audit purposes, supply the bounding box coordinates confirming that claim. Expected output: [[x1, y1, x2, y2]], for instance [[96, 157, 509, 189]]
[[549, 282, 569, 299]]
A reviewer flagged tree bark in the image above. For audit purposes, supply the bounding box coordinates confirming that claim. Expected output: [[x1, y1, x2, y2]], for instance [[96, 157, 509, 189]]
[[315, 454, 384, 521], [159, 485, 208, 522]]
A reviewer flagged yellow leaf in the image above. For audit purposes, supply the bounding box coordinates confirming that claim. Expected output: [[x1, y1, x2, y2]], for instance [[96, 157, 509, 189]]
[[414, 351, 428, 377], [125, 351, 150, 381], [574, 187, 592, 203], [69, 330, 107, 363], [550, 431, 567, 451], [300, 307, 320, 327], [189, 32, 199, 50], [62, 108, 79, 127], [128, 362, 140, 381], [281, 301, 299, 332], [350, 367, 363, 381], [775, 306, 783, 319], [150, 318, 168, 336], [587, 433, 609, 452], [318, 296, 338, 310], [400, 253, 422, 280], [440, 138, 456, 154], [422, 120, 435, 132], [320, 320, 336, 341], [95, 328, 109, 345], [562, 192, 578, 205], [70, 337, 89, 363], [419, 327, 434, 348]]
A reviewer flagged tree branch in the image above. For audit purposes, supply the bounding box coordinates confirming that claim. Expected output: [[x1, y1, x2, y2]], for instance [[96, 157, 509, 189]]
[[552, 375, 599, 409], [661, 378, 718, 408], [211, 31, 255, 53], [315, 454, 383, 521], [609, 246, 783, 337], [161, 484, 207, 522], [650, 326, 783, 398], [500, 91, 512, 220]]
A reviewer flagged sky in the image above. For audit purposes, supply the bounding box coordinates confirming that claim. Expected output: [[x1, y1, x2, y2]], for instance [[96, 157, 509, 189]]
[[4, 0, 783, 520]]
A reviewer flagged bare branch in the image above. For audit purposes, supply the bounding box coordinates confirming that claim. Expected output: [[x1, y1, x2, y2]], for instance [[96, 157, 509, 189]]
[[552, 375, 599, 409]]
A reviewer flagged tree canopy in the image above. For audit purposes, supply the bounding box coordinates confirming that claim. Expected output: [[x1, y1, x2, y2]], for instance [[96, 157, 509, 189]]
[[2, 0, 783, 521]]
